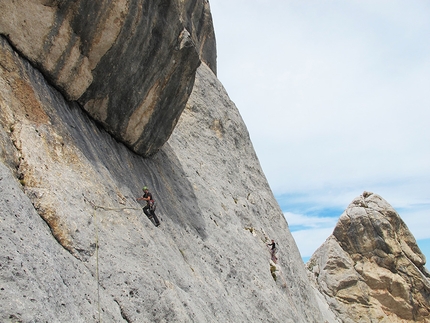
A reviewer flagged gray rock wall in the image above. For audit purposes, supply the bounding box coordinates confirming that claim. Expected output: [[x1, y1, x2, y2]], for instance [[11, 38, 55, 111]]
[[0, 36, 327, 323], [0, 162, 125, 323], [0, 0, 216, 157]]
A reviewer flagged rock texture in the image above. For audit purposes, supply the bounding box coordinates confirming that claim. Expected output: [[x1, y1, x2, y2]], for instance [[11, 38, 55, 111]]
[[0, 0, 216, 157], [307, 191, 430, 323], [0, 35, 329, 322], [3, 2, 428, 322]]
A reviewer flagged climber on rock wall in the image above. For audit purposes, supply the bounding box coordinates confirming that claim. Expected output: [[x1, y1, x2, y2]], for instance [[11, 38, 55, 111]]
[[137, 186, 160, 227], [268, 239, 278, 263]]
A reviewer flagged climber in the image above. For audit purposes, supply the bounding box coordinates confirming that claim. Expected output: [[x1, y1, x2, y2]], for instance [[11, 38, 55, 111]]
[[267, 239, 278, 263], [137, 186, 160, 227]]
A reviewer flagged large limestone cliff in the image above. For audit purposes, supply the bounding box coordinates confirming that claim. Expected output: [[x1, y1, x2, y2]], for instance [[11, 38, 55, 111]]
[[307, 192, 430, 323], [2, 2, 427, 322], [0, 0, 216, 157], [0, 34, 328, 322]]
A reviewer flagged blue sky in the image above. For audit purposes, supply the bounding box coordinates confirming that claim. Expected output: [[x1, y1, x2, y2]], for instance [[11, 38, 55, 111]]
[[209, 0, 430, 263]]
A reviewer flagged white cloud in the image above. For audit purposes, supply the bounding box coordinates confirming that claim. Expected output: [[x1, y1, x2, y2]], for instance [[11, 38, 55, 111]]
[[284, 212, 338, 229], [286, 205, 430, 261], [283, 211, 337, 258], [395, 207, 430, 241], [210, 0, 430, 263], [283, 203, 430, 260], [290, 228, 335, 259]]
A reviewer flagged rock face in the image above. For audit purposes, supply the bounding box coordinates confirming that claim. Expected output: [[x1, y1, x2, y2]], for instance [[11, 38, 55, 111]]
[[3, 2, 428, 322], [0, 34, 329, 322], [307, 192, 430, 323], [0, 0, 216, 157]]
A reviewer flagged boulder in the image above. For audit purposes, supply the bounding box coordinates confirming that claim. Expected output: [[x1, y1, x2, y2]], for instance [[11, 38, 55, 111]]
[[0, 0, 216, 157], [307, 191, 430, 323]]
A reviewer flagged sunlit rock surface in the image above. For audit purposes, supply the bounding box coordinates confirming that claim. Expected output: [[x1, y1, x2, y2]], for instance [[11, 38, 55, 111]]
[[307, 191, 430, 323], [3, 1, 427, 321], [0, 35, 328, 322]]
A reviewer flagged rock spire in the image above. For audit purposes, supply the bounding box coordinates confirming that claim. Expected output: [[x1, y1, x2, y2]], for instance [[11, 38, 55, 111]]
[[307, 191, 430, 323]]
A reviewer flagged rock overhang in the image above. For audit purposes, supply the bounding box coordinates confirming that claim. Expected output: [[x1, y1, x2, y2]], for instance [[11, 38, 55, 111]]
[[0, 0, 216, 157]]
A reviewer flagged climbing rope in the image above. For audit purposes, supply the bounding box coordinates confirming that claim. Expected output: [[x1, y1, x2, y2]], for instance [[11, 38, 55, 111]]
[[87, 201, 141, 212], [93, 207, 101, 323], [83, 195, 141, 323]]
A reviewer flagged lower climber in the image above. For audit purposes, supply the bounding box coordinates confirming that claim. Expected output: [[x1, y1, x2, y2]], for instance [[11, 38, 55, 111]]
[[137, 186, 160, 227], [268, 239, 278, 263]]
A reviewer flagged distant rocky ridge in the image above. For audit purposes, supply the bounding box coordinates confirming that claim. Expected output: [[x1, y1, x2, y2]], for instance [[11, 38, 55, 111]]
[[307, 191, 430, 323]]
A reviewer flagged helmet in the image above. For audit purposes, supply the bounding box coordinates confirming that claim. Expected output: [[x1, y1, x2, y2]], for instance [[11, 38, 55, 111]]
[[142, 186, 148, 191]]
